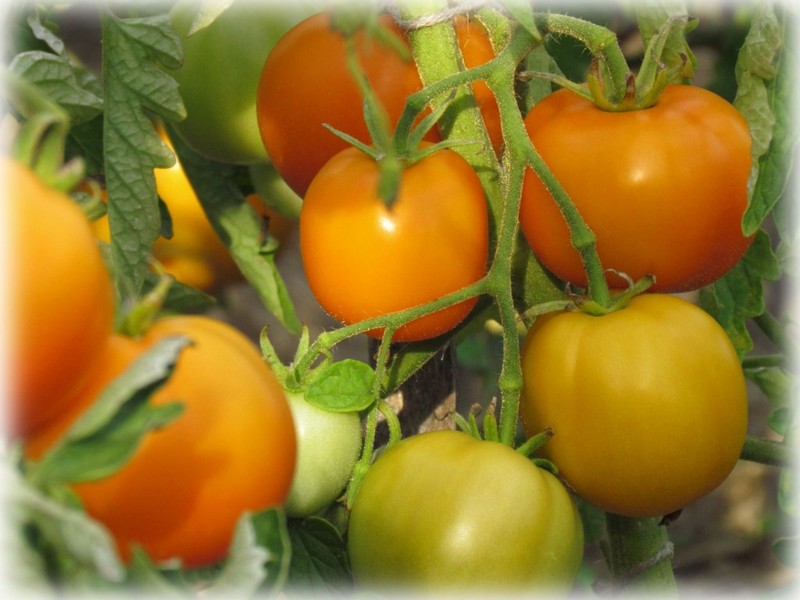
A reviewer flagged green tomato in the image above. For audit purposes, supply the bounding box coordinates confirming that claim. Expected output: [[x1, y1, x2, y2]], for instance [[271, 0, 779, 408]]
[[168, 2, 312, 165], [284, 392, 362, 518], [347, 430, 584, 593]]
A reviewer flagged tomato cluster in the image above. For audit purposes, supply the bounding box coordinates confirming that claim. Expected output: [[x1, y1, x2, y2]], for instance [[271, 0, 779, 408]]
[[11, 160, 298, 568]]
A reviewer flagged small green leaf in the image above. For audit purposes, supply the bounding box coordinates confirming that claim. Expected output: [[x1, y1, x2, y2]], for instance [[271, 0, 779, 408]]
[[745, 365, 793, 407], [305, 360, 376, 413], [29, 336, 190, 487], [10, 51, 103, 124], [773, 537, 800, 567], [699, 229, 781, 357], [286, 517, 351, 589], [247, 509, 292, 590], [733, 3, 794, 235], [168, 130, 301, 334], [204, 510, 288, 597], [5, 461, 124, 584]]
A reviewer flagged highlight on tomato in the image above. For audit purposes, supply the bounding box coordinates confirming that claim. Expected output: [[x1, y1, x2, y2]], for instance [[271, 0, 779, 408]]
[[347, 430, 584, 593], [256, 11, 498, 197], [519, 84, 753, 292], [6, 159, 115, 437], [299, 143, 489, 342], [24, 316, 297, 568], [519, 294, 749, 518]]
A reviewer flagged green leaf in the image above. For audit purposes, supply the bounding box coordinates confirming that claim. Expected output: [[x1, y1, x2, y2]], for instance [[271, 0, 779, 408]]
[[10, 51, 103, 124], [203, 510, 287, 597], [4, 460, 124, 585], [124, 549, 188, 596], [699, 229, 781, 357], [166, 130, 301, 334], [29, 336, 190, 487], [247, 509, 292, 591], [305, 360, 376, 413], [734, 3, 794, 235], [745, 365, 793, 407], [101, 10, 185, 303], [286, 517, 351, 590], [634, 1, 697, 83]]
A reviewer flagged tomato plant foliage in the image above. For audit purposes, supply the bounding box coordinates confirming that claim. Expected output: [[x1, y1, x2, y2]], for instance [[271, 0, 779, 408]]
[[3, 0, 796, 597]]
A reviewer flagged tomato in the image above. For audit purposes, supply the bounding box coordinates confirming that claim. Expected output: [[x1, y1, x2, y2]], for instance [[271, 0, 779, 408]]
[[519, 294, 748, 518], [24, 316, 297, 568], [300, 144, 488, 342], [167, 1, 310, 164], [519, 85, 753, 292], [347, 430, 584, 592], [7, 159, 115, 436], [283, 391, 362, 518], [256, 12, 498, 197]]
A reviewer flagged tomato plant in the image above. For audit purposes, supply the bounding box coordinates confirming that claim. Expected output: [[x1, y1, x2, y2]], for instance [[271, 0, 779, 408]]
[[519, 85, 753, 292], [24, 316, 297, 568], [519, 294, 749, 518], [256, 12, 497, 197], [283, 391, 362, 518], [347, 430, 584, 592], [7, 159, 115, 436], [167, 1, 308, 165], [299, 143, 488, 342]]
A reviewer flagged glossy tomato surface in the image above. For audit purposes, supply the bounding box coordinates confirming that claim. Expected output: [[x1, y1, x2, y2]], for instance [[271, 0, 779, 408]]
[[519, 294, 748, 517], [25, 316, 297, 568], [256, 12, 498, 197], [283, 391, 362, 518], [347, 430, 584, 592], [7, 159, 115, 436], [300, 145, 488, 342], [519, 85, 753, 292], [168, 1, 310, 164]]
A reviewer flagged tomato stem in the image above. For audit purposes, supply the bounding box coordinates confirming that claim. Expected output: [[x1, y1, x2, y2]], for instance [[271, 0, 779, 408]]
[[604, 514, 677, 592], [740, 435, 792, 468]]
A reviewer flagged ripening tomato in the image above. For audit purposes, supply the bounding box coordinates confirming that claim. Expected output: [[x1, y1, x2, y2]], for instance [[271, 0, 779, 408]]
[[256, 12, 498, 197], [519, 294, 748, 518], [25, 316, 297, 567], [6, 159, 115, 436], [168, 1, 311, 164], [347, 430, 584, 592], [300, 144, 488, 342], [283, 391, 362, 518], [519, 85, 753, 292]]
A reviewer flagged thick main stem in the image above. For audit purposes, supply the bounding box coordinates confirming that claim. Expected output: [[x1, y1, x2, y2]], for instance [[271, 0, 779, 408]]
[[605, 514, 678, 593]]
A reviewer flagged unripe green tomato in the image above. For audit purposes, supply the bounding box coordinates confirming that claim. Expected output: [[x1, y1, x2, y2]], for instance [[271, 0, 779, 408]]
[[284, 392, 362, 517], [347, 430, 584, 593], [168, 2, 312, 164]]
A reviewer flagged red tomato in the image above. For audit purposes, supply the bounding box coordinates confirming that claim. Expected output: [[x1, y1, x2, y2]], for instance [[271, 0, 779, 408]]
[[519, 85, 753, 292], [25, 316, 296, 568], [300, 144, 488, 342]]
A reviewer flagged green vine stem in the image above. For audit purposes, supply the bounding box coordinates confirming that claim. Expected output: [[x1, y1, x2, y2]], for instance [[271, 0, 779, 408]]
[[604, 514, 677, 592], [740, 435, 792, 468]]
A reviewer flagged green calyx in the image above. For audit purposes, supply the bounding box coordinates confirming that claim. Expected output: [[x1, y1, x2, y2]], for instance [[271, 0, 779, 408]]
[[527, 11, 697, 112]]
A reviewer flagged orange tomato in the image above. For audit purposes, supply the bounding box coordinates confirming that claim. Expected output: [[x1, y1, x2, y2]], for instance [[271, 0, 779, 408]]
[[25, 316, 297, 567], [7, 159, 115, 436]]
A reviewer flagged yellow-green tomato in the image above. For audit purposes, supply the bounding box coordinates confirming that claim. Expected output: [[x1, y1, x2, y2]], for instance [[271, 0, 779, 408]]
[[284, 392, 362, 518], [347, 430, 584, 593], [520, 294, 749, 518], [168, 2, 311, 164]]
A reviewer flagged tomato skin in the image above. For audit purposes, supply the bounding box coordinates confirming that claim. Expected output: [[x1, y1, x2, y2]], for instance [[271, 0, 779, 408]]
[[168, 1, 307, 164], [256, 13, 498, 197], [519, 294, 748, 518], [7, 159, 115, 436], [24, 316, 297, 568], [300, 145, 488, 342], [283, 392, 362, 518], [257, 13, 427, 197], [347, 430, 584, 592], [519, 85, 753, 292]]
